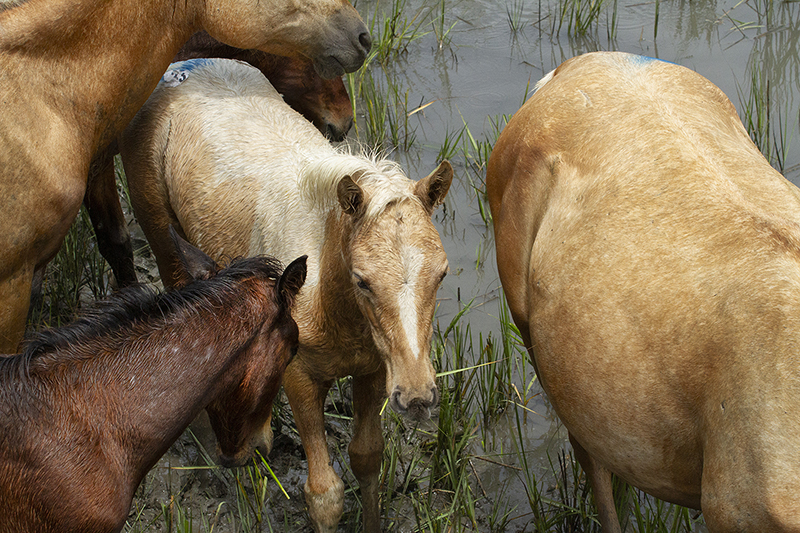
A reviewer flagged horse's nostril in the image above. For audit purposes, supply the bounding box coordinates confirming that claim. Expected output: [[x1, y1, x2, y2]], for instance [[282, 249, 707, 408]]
[[391, 389, 403, 408], [430, 386, 440, 407], [325, 123, 346, 143], [359, 32, 373, 53]]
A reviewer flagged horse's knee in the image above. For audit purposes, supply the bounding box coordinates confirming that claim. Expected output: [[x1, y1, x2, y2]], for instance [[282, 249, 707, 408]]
[[348, 427, 383, 480], [348, 446, 381, 483], [304, 474, 344, 533], [348, 443, 383, 532]]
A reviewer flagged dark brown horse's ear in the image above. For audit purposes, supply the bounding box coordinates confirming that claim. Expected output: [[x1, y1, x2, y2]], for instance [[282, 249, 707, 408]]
[[278, 255, 307, 309], [415, 160, 453, 214], [337, 175, 365, 217], [169, 225, 220, 282]]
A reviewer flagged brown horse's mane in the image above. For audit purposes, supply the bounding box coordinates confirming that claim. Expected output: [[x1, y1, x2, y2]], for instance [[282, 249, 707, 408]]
[[0, 0, 28, 12], [3, 255, 284, 380]]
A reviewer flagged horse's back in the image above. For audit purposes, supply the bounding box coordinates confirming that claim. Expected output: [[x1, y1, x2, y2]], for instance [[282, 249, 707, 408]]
[[487, 51, 800, 525], [121, 58, 327, 271]]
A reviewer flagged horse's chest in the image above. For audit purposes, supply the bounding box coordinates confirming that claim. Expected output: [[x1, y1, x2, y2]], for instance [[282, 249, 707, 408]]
[[298, 339, 381, 381]]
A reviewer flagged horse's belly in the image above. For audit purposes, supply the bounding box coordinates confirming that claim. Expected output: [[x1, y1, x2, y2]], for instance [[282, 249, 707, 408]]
[[528, 250, 706, 507], [537, 346, 705, 507]]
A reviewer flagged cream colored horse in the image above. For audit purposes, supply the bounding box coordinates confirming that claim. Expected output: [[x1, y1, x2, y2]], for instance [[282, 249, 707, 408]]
[[487, 51, 800, 532], [120, 58, 452, 532], [0, 0, 369, 352]]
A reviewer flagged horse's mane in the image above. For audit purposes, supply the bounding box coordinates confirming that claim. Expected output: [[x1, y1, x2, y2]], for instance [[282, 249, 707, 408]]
[[0, 0, 27, 11], [299, 149, 423, 224], [3, 255, 284, 380]]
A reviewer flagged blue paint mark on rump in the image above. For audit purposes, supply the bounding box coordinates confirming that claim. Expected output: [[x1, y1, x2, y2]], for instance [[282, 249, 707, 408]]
[[169, 58, 213, 72], [624, 53, 676, 67]]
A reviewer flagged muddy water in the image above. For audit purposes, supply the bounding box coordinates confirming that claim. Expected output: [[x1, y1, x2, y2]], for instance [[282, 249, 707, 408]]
[[353, 0, 800, 524]]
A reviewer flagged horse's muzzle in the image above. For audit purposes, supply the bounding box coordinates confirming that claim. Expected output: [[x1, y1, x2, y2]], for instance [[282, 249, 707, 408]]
[[390, 385, 439, 421]]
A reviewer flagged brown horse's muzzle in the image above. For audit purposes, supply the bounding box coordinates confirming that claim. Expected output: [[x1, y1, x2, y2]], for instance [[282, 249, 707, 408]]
[[216, 421, 274, 468]]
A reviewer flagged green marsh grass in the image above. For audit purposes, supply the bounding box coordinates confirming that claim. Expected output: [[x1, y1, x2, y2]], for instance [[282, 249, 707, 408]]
[[553, 0, 607, 38], [430, 0, 456, 50], [506, 0, 527, 33], [28, 206, 110, 329], [367, 0, 428, 65], [737, 59, 794, 173]]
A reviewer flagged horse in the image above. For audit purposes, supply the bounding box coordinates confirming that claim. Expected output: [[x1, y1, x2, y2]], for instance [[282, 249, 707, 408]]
[[119, 58, 453, 532], [0, 227, 307, 533], [0, 0, 370, 353], [486, 51, 800, 532], [84, 29, 355, 289], [176, 31, 354, 142]]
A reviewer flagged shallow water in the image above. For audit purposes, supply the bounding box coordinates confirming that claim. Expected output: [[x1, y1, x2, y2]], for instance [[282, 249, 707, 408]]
[[347, 0, 800, 526], [357, 0, 800, 354]]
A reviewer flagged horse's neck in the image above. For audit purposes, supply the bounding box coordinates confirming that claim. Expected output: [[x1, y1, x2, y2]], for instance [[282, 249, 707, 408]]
[[305, 212, 370, 351], [31, 310, 255, 484], [1, 0, 198, 147], [123, 323, 256, 474]]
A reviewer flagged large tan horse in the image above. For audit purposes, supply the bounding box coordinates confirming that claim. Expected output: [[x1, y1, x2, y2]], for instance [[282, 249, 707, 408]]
[[119, 58, 452, 532], [0, 0, 370, 352], [487, 51, 800, 532]]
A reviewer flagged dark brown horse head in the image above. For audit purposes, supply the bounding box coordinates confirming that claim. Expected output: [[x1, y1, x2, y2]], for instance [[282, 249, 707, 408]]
[[175, 32, 354, 142], [264, 54, 353, 142], [170, 227, 307, 467]]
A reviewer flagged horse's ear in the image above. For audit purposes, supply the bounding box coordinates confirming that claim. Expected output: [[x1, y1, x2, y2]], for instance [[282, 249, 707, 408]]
[[169, 225, 220, 282], [278, 255, 307, 309], [337, 175, 365, 217], [415, 160, 453, 214]]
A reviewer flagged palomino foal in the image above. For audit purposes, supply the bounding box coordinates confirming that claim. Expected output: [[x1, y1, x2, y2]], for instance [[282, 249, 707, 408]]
[[0, 0, 369, 352], [487, 51, 800, 532], [120, 58, 452, 532], [0, 229, 306, 533], [85, 29, 355, 289]]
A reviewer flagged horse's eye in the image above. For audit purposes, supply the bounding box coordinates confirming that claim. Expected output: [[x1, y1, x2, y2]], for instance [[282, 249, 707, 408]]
[[354, 273, 371, 292]]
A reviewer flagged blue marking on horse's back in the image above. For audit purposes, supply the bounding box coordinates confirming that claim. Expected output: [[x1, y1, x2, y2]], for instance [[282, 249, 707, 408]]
[[168, 57, 214, 72], [624, 53, 677, 67], [160, 58, 217, 88]]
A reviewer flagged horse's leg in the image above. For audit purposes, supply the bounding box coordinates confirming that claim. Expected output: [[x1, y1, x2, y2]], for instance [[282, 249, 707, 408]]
[[283, 363, 343, 533], [124, 163, 187, 288], [569, 433, 622, 533], [349, 369, 386, 532], [85, 149, 137, 287], [0, 264, 34, 352]]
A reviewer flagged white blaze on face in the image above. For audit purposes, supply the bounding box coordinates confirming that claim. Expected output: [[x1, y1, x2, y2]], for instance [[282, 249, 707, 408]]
[[398, 244, 425, 359]]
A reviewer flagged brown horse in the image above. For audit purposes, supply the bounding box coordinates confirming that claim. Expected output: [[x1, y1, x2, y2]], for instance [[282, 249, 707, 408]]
[[175, 31, 354, 141], [0, 0, 370, 352], [119, 58, 452, 532], [0, 227, 306, 533], [487, 51, 800, 532], [84, 29, 355, 289]]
